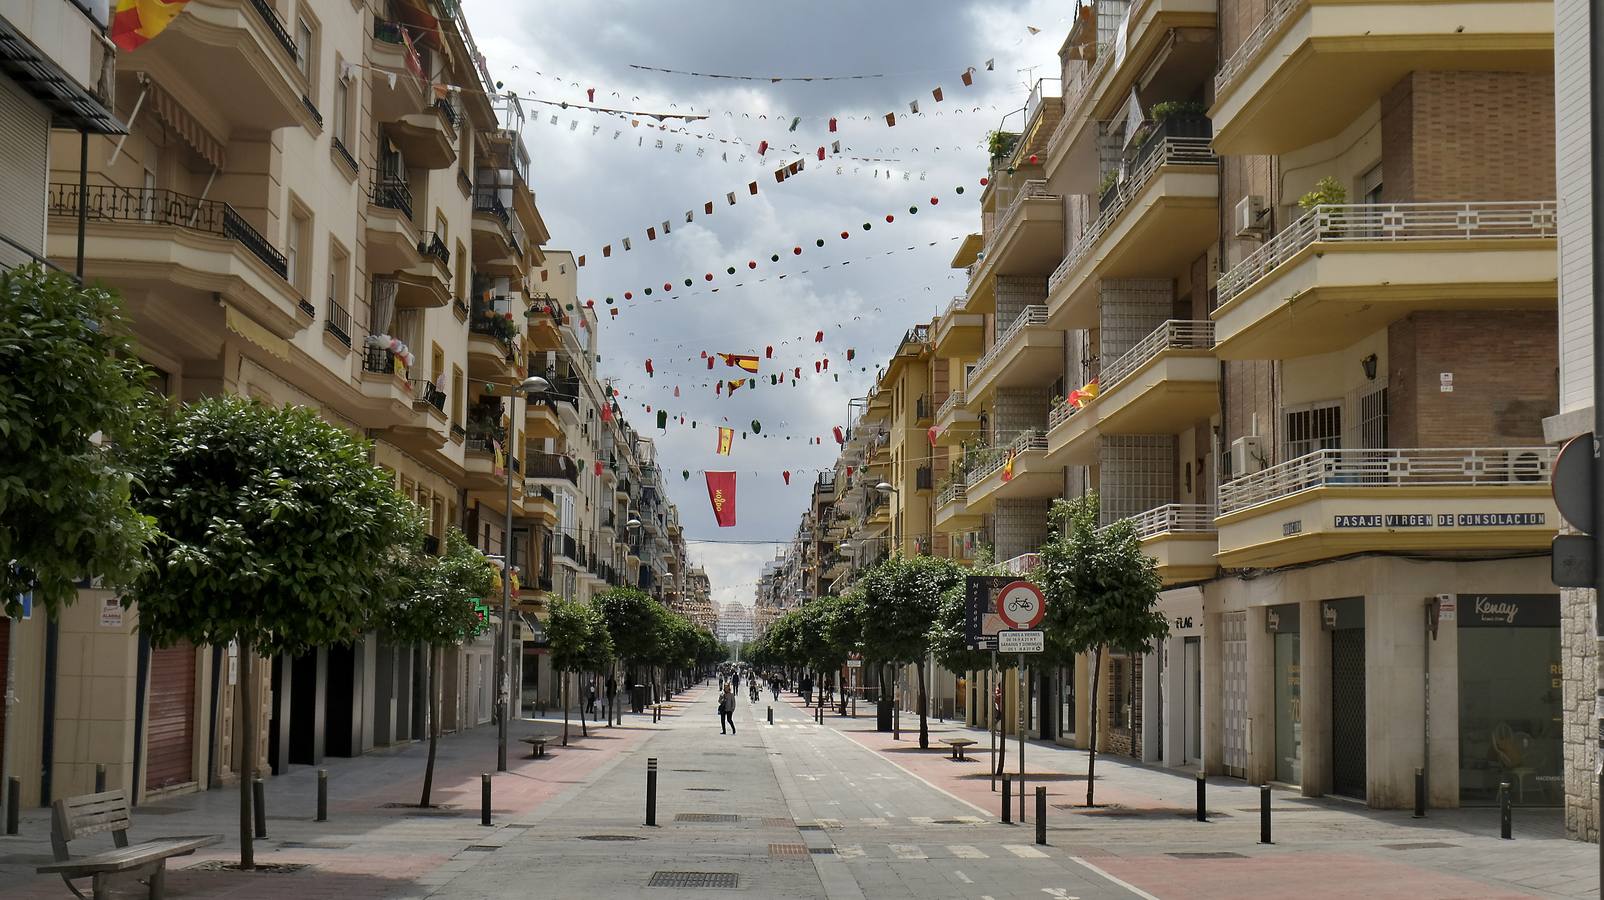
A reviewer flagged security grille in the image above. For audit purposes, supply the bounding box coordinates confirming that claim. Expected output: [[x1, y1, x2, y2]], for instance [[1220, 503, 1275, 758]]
[[1285, 403, 1342, 459], [674, 813, 740, 823], [647, 872, 739, 889], [1331, 628, 1367, 799], [1222, 612, 1248, 777]]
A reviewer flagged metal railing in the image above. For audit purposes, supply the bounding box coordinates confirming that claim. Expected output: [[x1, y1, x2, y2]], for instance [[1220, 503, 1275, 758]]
[[525, 452, 579, 484], [1024, 77, 1062, 132], [937, 479, 967, 508], [990, 180, 1058, 252], [325, 298, 353, 346], [1217, 446, 1557, 515], [371, 177, 414, 220], [936, 390, 967, 422], [417, 230, 450, 267], [941, 295, 967, 322], [1048, 397, 1079, 431], [1216, 201, 1558, 308], [1098, 320, 1215, 391], [474, 187, 510, 225], [48, 183, 289, 280], [301, 95, 322, 128], [331, 137, 358, 174], [972, 305, 1048, 380], [410, 378, 447, 412], [362, 344, 396, 374], [434, 96, 459, 129], [247, 0, 298, 58], [1049, 138, 1217, 294], [970, 430, 1048, 483], [1103, 503, 1218, 538], [1215, 0, 1301, 99]]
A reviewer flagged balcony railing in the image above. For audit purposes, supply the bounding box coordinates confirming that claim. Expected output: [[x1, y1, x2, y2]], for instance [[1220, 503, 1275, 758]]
[[331, 137, 358, 175], [1049, 138, 1217, 294], [362, 344, 396, 374], [1099, 320, 1215, 391], [417, 230, 450, 267], [936, 390, 966, 422], [410, 378, 447, 412], [324, 298, 353, 347], [48, 183, 289, 280], [473, 187, 510, 225], [937, 479, 968, 508], [972, 305, 1048, 379], [989, 180, 1058, 252], [434, 96, 459, 129], [970, 431, 1048, 483], [247, 0, 299, 58], [525, 452, 579, 484], [915, 394, 933, 421], [1215, 201, 1559, 309], [1104, 504, 1219, 539], [941, 295, 967, 321], [915, 466, 934, 491], [1215, 0, 1300, 99], [371, 177, 413, 220], [1024, 77, 1062, 132], [1218, 447, 1557, 515]]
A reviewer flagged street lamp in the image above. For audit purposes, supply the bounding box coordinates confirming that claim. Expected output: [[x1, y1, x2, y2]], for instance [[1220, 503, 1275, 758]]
[[496, 374, 549, 772]]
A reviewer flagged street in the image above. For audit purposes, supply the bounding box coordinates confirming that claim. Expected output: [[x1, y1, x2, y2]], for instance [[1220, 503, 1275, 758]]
[[0, 681, 1594, 899]]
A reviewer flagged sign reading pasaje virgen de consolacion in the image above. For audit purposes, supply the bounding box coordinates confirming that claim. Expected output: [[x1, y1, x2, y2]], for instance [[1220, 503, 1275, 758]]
[[1331, 512, 1547, 528]]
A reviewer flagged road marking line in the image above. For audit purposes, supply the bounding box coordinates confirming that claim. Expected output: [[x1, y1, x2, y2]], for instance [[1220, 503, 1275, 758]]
[[948, 845, 986, 859], [909, 816, 935, 826], [954, 870, 973, 884], [1004, 844, 1049, 858], [889, 844, 927, 860], [836, 844, 865, 859], [1069, 856, 1161, 899]]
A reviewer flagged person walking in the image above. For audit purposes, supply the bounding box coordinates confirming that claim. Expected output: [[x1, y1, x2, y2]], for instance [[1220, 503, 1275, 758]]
[[718, 686, 737, 734], [770, 674, 781, 701]]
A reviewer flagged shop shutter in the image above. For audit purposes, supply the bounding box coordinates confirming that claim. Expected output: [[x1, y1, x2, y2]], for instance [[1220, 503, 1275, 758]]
[[1222, 611, 1247, 778], [0, 79, 49, 269], [146, 641, 197, 790]]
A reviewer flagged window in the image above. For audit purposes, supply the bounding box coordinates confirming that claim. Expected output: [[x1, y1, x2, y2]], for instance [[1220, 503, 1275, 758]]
[[286, 205, 312, 295], [431, 343, 445, 385], [1284, 402, 1342, 459], [1357, 387, 1388, 450], [332, 63, 351, 146], [435, 211, 447, 242], [327, 240, 348, 308], [451, 365, 465, 426], [296, 17, 316, 84], [455, 241, 467, 299]]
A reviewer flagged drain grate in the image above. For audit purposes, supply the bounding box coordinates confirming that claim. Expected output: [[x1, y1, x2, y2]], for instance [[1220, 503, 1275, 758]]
[[187, 862, 308, 874], [761, 817, 793, 827], [461, 845, 498, 852], [1167, 852, 1246, 860], [674, 813, 741, 823], [685, 787, 726, 792], [809, 847, 836, 855], [1383, 841, 1460, 851], [670, 768, 708, 773], [768, 843, 808, 858], [579, 834, 646, 842], [647, 871, 739, 889]]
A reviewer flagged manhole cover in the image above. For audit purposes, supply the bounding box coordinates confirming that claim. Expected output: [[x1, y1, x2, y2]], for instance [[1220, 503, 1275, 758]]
[[647, 871, 739, 889], [768, 843, 808, 858], [461, 845, 498, 852], [1383, 841, 1460, 850], [674, 813, 740, 823], [578, 834, 646, 842], [685, 787, 726, 792], [187, 862, 309, 874], [1167, 852, 1245, 860]]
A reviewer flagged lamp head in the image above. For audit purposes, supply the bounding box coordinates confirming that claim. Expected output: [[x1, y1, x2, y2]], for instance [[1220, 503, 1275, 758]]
[[520, 375, 552, 393], [875, 481, 895, 494]]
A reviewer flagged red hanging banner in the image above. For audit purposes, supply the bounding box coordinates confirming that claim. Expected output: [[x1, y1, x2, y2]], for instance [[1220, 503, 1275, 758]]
[[705, 471, 737, 527]]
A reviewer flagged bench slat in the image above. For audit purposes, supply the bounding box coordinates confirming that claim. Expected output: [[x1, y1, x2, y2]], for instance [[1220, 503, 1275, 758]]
[[36, 836, 220, 875]]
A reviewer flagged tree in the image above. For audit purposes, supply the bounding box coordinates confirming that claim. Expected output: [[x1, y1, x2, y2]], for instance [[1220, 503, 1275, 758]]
[[859, 555, 965, 748], [547, 597, 613, 742], [380, 527, 493, 808], [1036, 494, 1166, 807], [131, 396, 417, 868], [595, 587, 663, 713], [0, 265, 156, 617]]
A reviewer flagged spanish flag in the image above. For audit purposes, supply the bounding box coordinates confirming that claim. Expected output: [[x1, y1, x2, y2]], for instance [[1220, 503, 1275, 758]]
[[719, 353, 760, 373], [1068, 378, 1101, 409], [715, 427, 734, 456], [109, 0, 192, 51], [728, 378, 748, 395], [1001, 450, 1017, 483]]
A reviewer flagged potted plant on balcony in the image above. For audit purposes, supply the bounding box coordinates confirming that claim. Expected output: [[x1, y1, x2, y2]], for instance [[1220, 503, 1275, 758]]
[[1298, 176, 1349, 234], [986, 129, 1021, 162], [1098, 167, 1121, 211]]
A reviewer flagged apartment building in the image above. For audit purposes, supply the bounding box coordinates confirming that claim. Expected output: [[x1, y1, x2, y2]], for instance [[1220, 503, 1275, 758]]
[[0, 0, 690, 812], [925, 0, 1561, 812]]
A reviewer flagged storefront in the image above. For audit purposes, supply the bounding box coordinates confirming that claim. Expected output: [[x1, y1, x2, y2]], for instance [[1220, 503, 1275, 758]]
[[1455, 593, 1561, 807], [1154, 588, 1203, 767], [1268, 604, 1301, 786], [1325, 597, 1366, 800]]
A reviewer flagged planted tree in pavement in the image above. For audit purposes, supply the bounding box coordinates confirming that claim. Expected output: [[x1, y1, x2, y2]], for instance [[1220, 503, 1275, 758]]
[[859, 555, 966, 749], [547, 597, 613, 742]]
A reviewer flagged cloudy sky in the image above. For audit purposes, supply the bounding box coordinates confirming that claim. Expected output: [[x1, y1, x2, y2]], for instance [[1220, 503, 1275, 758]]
[[464, 0, 1070, 609]]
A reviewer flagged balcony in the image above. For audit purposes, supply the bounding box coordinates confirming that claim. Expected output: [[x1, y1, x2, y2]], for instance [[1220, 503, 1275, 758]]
[[524, 396, 561, 440], [1215, 446, 1557, 568], [463, 431, 510, 493], [1103, 504, 1218, 585], [368, 19, 429, 122], [357, 343, 416, 422], [1047, 138, 1218, 329], [935, 295, 985, 357], [1046, 320, 1217, 466], [966, 305, 1063, 404], [365, 178, 420, 274], [472, 187, 517, 265], [934, 479, 982, 532], [120, 0, 310, 132], [976, 180, 1064, 280], [385, 99, 457, 170], [1210, 0, 1553, 155], [963, 431, 1057, 516], [525, 452, 579, 485], [1212, 201, 1557, 360], [468, 302, 519, 377], [46, 183, 302, 339], [392, 231, 451, 310]]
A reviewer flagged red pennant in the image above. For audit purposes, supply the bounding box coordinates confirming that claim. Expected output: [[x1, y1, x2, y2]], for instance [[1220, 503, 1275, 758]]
[[928, 426, 940, 445], [674, 386, 680, 397], [847, 348, 855, 361], [794, 367, 801, 378], [814, 361, 821, 373], [815, 330, 824, 342], [817, 147, 826, 160], [594, 460, 603, 476], [758, 140, 768, 156], [707, 356, 715, 370], [833, 425, 845, 444], [587, 87, 595, 101], [782, 471, 791, 485], [823, 358, 829, 371], [644, 359, 654, 376], [829, 117, 838, 132], [765, 346, 773, 358]]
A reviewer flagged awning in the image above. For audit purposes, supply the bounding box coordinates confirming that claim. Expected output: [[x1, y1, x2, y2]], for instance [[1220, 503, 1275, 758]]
[[148, 79, 225, 169], [225, 305, 289, 362], [0, 16, 122, 134]]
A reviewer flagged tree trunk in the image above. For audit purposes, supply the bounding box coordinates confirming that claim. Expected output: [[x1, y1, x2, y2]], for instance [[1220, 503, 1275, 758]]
[[916, 660, 929, 749], [420, 644, 440, 808], [562, 671, 570, 745], [580, 673, 589, 737], [237, 640, 255, 870], [1086, 646, 1103, 808]]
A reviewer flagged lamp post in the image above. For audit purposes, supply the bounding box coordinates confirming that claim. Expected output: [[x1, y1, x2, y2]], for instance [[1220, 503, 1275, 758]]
[[497, 375, 549, 772], [874, 481, 900, 555]]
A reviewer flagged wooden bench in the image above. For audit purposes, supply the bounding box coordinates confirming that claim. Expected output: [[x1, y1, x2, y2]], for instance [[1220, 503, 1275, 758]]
[[35, 789, 221, 900], [941, 738, 979, 761], [519, 735, 553, 758]]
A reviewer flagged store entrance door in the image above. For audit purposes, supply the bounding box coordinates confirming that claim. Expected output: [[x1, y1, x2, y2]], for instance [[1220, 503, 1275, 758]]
[[1331, 627, 1367, 799]]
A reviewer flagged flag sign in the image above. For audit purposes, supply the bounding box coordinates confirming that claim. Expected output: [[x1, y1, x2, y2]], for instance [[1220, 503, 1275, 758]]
[[705, 471, 737, 527]]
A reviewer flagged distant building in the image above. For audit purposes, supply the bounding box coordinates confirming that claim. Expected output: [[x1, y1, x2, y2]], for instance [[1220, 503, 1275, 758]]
[[718, 601, 753, 643]]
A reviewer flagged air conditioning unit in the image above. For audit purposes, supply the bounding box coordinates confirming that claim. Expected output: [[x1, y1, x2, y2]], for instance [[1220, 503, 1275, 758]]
[[1230, 435, 1267, 476], [1234, 195, 1267, 239]]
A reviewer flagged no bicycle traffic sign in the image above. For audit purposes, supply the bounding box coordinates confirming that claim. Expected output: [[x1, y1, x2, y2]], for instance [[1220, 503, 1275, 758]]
[[996, 580, 1046, 630]]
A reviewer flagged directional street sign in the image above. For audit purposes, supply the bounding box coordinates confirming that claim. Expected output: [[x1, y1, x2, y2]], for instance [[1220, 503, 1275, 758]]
[[996, 580, 1046, 630], [997, 630, 1044, 653]]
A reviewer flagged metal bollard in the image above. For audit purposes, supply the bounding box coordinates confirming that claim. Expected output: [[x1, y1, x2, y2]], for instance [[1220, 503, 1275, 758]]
[[316, 769, 328, 822], [767, 706, 773, 725], [1001, 774, 1012, 824], [253, 777, 267, 838], [1259, 785, 1272, 844], [94, 764, 106, 793], [1499, 782, 1512, 839], [1035, 787, 1047, 845], [1413, 767, 1426, 819], [5, 776, 19, 835], [481, 774, 492, 827], [646, 758, 658, 827], [1195, 771, 1207, 822]]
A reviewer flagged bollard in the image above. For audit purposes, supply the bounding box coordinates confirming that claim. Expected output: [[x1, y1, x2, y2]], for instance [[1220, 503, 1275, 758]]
[[1413, 767, 1426, 819], [1499, 782, 1512, 839], [1259, 785, 1272, 844], [481, 774, 492, 827], [1195, 771, 1207, 822], [1001, 774, 1012, 824], [1035, 786, 1047, 846], [767, 706, 773, 725], [316, 769, 328, 822], [94, 764, 106, 793], [646, 758, 658, 827], [5, 776, 19, 835], [253, 777, 267, 838]]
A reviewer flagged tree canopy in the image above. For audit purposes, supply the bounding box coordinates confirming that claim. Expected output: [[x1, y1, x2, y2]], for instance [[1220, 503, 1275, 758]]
[[0, 265, 156, 617], [594, 587, 665, 666], [381, 526, 495, 647], [547, 597, 613, 674], [858, 555, 965, 665]]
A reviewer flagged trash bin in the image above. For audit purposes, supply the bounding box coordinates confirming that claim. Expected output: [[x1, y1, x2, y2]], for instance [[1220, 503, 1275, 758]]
[[631, 684, 648, 713]]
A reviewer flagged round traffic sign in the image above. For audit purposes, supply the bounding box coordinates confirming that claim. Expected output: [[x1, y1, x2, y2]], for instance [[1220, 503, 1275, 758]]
[[996, 580, 1046, 630]]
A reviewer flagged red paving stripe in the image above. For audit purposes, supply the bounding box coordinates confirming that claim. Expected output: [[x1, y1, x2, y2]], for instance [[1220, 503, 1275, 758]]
[[1095, 853, 1536, 900]]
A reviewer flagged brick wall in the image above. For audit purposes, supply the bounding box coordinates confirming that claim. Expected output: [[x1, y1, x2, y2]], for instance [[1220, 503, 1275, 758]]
[[1387, 310, 1558, 447], [1381, 71, 1556, 203], [1223, 360, 1276, 472]]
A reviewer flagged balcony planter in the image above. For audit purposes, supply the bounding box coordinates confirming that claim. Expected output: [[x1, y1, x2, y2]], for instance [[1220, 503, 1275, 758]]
[[1098, 171, 1120, 211], [1134, 114, 1212, 172]]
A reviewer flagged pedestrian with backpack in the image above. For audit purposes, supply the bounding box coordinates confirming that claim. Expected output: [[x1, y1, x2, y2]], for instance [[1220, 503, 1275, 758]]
[[718, 686, 737, 734]]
